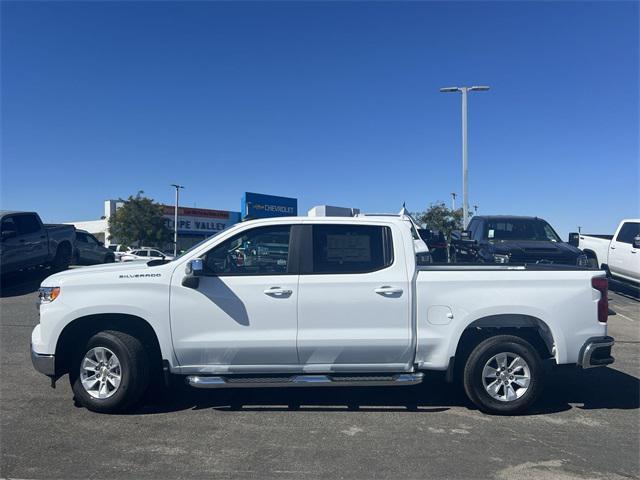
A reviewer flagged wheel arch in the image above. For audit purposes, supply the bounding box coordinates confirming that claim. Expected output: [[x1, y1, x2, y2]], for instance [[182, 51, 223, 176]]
[[582, 249, 600, 266], [448, 313, 555, 382], [54, 313, 162, 377]]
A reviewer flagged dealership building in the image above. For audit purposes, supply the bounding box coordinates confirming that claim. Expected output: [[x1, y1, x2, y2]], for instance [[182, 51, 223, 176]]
[[66, 192, 298, 251]]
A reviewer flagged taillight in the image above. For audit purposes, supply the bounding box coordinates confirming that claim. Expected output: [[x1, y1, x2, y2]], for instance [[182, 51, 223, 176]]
[[591, 277, 609, 323]]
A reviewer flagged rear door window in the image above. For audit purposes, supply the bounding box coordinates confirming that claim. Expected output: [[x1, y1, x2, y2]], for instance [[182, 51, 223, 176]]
[[14, 215, 41, 235], [307, 224, 393, 274]]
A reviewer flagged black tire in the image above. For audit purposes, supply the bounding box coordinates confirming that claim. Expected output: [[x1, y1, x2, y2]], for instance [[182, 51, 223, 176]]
[[463, 335, 543, 415], [70, 330, 150, 413], [52, 243, 72, 271]]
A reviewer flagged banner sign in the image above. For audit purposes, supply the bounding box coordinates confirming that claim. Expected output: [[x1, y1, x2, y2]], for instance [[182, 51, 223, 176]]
[[241, 192, 298, 220], [162, 205, 240, 234]]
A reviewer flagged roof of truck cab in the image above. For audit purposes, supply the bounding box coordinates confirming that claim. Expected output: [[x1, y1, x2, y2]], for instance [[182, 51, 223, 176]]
[[248, 215, 409, 222], [472, 215, 545, 220], [0, 210, 36, 216]]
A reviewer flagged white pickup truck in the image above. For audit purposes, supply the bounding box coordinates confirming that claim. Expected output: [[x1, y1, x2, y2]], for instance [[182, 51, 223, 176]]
[[31, 214, 614, 415], [570, 219, 640, 284]]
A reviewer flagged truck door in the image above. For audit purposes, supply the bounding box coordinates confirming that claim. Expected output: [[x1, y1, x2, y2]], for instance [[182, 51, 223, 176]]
[[13, 214, 48, 268], [1, 216, 23, 272], [609, 221, 640, 281], [296, 223, 413, 370], [170, 224, 299, 369]]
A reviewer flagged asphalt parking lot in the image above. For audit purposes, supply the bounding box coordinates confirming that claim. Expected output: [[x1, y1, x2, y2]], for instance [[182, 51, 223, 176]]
[[1, 270, 638, 480]]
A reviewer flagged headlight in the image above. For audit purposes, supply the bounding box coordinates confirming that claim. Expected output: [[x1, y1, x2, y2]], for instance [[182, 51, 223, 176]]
[[38, 287, 60, 303], [577, 254, 588, 267], [493, 254, 510, 264]]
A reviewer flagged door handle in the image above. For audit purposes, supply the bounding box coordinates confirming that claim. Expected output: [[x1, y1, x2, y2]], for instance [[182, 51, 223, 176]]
[[374, 286, 403, 296], [610, 246, 616, 250], [264, 287, 292, 297]]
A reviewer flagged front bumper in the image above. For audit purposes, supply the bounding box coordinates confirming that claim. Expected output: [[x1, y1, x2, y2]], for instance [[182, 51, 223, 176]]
[[578, 336, 615, 369], [31, 343, 55, 377]]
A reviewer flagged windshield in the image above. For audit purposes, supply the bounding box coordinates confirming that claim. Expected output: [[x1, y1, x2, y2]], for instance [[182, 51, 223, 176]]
[[484, 219, 561, 242]]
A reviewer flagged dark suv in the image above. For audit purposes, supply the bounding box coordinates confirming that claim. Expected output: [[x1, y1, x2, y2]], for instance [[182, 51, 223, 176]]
[[451, 215, 588, 266]]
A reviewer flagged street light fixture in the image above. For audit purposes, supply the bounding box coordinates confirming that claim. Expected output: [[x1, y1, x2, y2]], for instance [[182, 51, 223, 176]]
[[440, 85, 490, 228], [170, 184, 185, 257]]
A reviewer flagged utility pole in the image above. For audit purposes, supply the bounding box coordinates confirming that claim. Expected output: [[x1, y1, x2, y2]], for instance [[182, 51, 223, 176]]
[[451, 192, 457, 211], [440, 85, 490, 228], [170, 184, 185, 256]]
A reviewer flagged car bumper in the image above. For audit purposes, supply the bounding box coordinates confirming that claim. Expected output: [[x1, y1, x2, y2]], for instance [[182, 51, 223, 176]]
[[31, 343, 55, 377], [578, 336, 615, 369]]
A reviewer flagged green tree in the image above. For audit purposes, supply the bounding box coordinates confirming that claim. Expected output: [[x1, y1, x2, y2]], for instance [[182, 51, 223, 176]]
[[414, 202, 469, 239], [108, 192, 172, 247]]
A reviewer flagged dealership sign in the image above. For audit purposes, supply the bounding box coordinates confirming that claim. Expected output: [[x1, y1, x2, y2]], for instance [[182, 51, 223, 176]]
[[241, 192, 298, 220], [162, 206, 240, 235]]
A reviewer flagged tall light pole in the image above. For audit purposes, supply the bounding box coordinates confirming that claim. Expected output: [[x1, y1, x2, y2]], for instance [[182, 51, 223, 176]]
[[171, 184, 184, 256], [450, 192, 457, 211], [440, 85, 490, 229]]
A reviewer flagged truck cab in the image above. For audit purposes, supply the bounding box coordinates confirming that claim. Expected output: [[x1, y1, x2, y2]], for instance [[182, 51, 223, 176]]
[[572, 219, 640, 284]]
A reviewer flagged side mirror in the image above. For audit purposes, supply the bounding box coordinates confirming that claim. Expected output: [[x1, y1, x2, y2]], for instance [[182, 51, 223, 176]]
[[182, 258, 204, 288], [460, 230, 472, 240], [634, 236, 640, 249], [568, 232, 579, 247], [1, 230, 17, 241]]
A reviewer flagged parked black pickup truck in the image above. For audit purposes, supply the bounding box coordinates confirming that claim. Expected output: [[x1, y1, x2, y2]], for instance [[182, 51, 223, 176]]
[[0, 211, 76, 275], [451, 215, 588, 266]]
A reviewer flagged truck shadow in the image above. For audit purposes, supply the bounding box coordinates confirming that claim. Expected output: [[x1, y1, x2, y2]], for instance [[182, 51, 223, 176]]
[[136, 367, 639, 416], [609, 279, 639, 301], [0, 269, 53, 298]]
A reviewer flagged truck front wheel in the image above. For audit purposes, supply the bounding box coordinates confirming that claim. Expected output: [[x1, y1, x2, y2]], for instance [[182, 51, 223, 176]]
[[70, 330, 150, 413], [463, 335, 543, 415]]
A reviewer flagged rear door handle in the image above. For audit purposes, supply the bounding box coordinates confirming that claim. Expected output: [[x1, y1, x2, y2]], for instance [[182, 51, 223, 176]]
[[264, 287, 292, 297], [374, 286, 403, 295]]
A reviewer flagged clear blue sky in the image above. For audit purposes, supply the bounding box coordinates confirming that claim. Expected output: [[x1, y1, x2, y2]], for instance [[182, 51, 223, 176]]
[[2, 1, 638, 237]]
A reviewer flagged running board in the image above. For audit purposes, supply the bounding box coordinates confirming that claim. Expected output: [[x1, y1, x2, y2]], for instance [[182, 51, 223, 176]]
[[186, 372, 424, 389]]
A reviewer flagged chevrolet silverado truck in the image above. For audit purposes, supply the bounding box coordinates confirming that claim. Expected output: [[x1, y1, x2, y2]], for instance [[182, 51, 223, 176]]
[[451, 215, 588, 266], [569, 219, 639, 284], [31, 214, 614, 415], [1, 211, 76, 275]]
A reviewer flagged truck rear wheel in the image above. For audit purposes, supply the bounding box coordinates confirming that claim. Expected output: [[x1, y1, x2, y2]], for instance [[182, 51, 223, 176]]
[[52, 244, 72, 271], [70, 330, 150, 413], [462, 335, 543, 415]]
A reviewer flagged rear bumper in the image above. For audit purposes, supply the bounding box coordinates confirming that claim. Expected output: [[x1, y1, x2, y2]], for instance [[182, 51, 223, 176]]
[[31, 343, 55, 377], [578, 336, 615, 369]]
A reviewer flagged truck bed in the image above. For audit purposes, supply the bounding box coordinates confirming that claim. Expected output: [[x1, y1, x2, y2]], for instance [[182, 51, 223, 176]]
[[414, 266, 605, 370]]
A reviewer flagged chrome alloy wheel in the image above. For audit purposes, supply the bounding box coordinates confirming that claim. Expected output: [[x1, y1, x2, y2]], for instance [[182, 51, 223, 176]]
[[482, 352, 531, 402], [80, 347, 122, 399]]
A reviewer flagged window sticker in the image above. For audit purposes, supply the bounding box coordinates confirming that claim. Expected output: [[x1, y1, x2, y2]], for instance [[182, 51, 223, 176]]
[[488, 229, 495, 239]]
